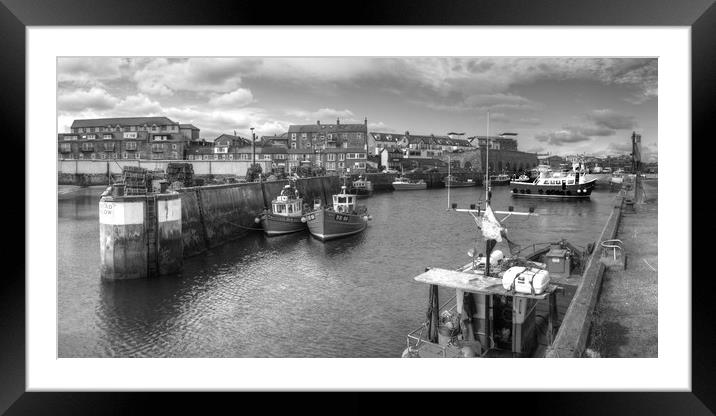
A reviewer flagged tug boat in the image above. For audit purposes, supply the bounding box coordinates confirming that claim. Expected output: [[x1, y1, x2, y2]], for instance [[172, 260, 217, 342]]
[[349, 175, 374, 198], [489, 173, 511, 186], [510, 166, 597, 199], [303, 185, 371, 241], [255, 182, 307, 236], [443, 175, 477, 188]]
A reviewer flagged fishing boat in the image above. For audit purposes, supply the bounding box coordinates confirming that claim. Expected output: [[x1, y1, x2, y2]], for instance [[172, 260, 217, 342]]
[[392, 170, 427, 191], [255, 181, 307, 236], [509, 163, 597, 199], [303, 184, 371, 241], [443, 175, 477, 188], [609, 170, 624, 185], [348, 175, 374, 198], [402, 112, 588, 358], [490, 173, 511, 186]]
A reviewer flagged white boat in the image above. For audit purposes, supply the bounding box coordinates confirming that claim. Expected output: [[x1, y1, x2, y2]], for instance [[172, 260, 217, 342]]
[[392, 167, 427, 190], [511, 161, 596, 199]]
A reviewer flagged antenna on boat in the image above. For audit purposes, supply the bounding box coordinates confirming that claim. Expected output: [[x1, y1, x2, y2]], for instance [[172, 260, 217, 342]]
[[485, 111, 491, 207]]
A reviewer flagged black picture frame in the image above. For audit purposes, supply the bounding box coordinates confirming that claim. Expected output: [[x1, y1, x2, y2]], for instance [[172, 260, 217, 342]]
[[3, 0, 714, 413]]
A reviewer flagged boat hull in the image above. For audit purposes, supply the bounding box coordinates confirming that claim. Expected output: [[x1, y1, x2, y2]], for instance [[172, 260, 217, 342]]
[[445, 182, 477, 188], [349, 188, 373, 198], [260, 212, 307, 236], [392, 182, 427, 190], [509, 179, 597, 199], [304, 208, 367, 241]]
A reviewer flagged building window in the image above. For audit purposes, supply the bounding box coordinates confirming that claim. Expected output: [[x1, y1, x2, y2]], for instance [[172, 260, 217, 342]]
[[81, 143, 94, 151], [135, 153, 141, 159], [203, 155, 210, 160], [152, 143, 164, 152], [291, 142, 297, 149], [291, 133, 296, 141], [213, 154, 219, 160], [100, 153, 107, 159], [154, 135, 169, 141], [263, 154, 271, 160], [339, 153, 345, 161], [123, 152, 128, 159], [172, 144, 177, 150], [228, 154, 234, 160], [130, 126, 136, 131], [78, 153, 84, 159], [104, 142, 115, 151], [327, 153, 336, 161], [301, 133, 307, 139], [86, 134, 96, 140], [78, 128, 84, 133], [59, 143, 72, 152], [125, 141, 137, 150], [171, 152, 178, 159], [103, 134, 113, 140], [241, 153, 250, 160], [91, 153, 96, 159], [342, 142, 348, 148]]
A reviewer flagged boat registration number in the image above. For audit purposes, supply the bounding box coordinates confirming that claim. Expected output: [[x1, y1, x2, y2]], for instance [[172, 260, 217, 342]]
[[334, 214, 350, 222], [306, 213, 316, 221]]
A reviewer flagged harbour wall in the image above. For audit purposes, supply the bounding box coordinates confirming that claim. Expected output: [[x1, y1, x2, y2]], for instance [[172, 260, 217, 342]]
[[58, 159, 274, 186], [545, 189, 626, 357], [98, 176, 339, 279], [177, 176, 338, 257]]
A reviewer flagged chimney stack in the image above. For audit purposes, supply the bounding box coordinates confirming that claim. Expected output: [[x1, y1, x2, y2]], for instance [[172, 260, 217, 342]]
[[336, 118, 340, 125], [364, 117, 367, 126]]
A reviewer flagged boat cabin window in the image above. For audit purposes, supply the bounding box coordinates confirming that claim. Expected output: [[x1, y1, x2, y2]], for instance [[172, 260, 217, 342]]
[[273, 203, 284, 213]]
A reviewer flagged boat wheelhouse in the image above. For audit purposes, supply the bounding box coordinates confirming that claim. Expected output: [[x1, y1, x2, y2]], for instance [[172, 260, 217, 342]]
[[256, 182, 307, 236], [304, 185, 370, 241], [349, 175, 374, 198]]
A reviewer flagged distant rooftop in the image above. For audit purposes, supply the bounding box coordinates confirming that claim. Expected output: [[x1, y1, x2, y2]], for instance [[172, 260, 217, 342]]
[[71, 116, 177, 128]]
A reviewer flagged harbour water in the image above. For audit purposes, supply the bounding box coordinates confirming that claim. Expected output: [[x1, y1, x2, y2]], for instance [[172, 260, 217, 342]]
[[59, 184, 618, 357]]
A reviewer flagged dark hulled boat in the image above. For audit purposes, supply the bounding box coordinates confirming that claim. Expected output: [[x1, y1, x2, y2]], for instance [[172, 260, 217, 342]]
[[304, 185, 370, 241], [256, 182, 307, 236]]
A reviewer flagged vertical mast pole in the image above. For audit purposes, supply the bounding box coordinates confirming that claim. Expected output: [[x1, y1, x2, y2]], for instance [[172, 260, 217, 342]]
[[447, 154, 451, 210], [486, 111, 490, 206]]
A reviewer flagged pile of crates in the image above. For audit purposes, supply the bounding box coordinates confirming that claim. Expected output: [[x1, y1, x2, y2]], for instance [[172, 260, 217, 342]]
[[166, 162, 194, 187], [121, 166, 150, 195]]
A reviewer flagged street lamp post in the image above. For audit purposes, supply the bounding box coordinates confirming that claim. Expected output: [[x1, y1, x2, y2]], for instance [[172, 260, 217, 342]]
[[250, 127, 255, 166]]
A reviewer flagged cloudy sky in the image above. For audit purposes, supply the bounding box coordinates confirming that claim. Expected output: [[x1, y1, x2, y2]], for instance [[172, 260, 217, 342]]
[[57, 57, 657, 161]]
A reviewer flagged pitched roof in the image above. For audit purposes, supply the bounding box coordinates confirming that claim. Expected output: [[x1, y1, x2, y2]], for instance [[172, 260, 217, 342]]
[[179, 124, 199, 130], [287, 123, 367, 134], [214, 134, 251, 146], [71, 116, 177, 128]]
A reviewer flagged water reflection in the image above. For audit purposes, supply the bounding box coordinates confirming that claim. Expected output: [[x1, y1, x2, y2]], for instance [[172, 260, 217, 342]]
[[59, 185, 618, 357]]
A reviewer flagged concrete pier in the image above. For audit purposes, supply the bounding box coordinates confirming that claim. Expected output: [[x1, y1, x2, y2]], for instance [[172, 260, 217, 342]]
[[99, 196, 148, 280], [586, 177, 658, 357], [99, 193, 183, 280]]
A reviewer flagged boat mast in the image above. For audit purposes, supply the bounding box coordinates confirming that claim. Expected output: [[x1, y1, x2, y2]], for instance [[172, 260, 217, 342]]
[[447, 154, 451, 210], [485, 111, 491, 206]]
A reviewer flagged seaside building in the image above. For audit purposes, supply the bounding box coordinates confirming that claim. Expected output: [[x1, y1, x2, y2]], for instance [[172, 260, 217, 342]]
[[58, 116, 197, 161]]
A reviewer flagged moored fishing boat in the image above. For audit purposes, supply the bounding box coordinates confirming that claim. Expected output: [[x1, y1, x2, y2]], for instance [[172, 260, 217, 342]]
[[349, 175, 374, 198], [510, 165, 597, 199], [255, 181, 307, 236], [303, 185, 371, 241], [443, 175, 477, 188], [401, 112, 587, 358], [489, 173, 511, 186], [392, 176, 427, 190]]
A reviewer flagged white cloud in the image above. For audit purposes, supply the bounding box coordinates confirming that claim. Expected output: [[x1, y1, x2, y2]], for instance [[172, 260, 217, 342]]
[[132, 58, 255, 96], [286, 108, 356, 122], [58, 87, 119, 112], [586, 109, 638, 130], [208, 88, 254, 107]]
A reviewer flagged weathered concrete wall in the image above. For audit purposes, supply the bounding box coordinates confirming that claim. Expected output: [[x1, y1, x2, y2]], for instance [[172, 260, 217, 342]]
[[545, 193, 625, 357], [439, 149, 539, 173], [156, 194, 183, 275], [99, 197, 147, 280], [178, 190, 208, 257]]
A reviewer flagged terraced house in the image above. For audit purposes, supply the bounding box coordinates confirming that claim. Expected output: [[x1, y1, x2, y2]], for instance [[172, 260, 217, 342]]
[[57, 116, 198, 160], [286, 118, 369, 173]]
